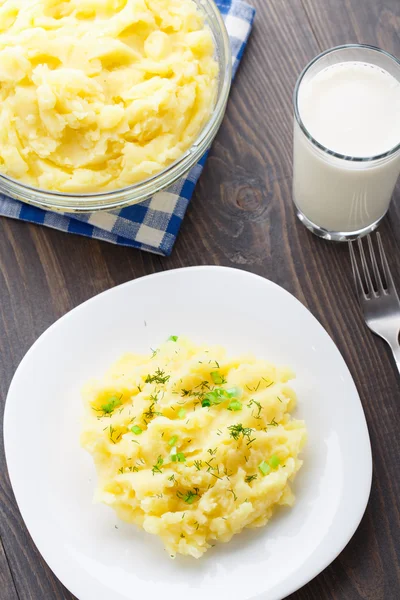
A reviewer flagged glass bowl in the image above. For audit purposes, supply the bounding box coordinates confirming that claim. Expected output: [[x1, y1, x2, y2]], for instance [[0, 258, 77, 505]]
[[0, 0, 232, 213]]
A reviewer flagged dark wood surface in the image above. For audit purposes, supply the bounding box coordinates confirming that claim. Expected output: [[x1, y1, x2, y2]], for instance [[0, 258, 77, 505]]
[[1, 0, 400, 598]]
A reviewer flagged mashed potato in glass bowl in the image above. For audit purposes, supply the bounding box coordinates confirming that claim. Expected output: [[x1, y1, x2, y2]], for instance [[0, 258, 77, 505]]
[[0, 0, 231, 211], [81, 337, 307, 558]]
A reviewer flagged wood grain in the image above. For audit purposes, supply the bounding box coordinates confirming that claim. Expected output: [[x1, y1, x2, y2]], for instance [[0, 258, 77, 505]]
[[0, 0, 400, 598]]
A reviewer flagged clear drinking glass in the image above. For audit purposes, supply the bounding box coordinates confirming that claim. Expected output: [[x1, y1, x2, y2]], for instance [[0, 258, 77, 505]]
[[293, 45, 400, 241]]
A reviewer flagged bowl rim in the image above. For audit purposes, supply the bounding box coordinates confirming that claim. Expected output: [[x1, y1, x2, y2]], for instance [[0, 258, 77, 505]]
[[0, 0, 232, 213]]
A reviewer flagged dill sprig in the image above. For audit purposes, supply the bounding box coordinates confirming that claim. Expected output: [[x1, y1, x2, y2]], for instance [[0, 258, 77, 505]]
[[151, 455, 164, 475], [177, 487, 200, 504], [145, 368, 170, 385], [245, 474, 258, 483], [248, 399, 262, 418], [94, 395, 122, 416], [228, 423, 254, 442], [144, 402, 162, 421], [109, 425, 122, 444]]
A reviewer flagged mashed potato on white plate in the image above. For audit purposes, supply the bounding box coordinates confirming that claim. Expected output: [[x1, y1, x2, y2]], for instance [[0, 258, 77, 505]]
[[81, 337, 307, 558]]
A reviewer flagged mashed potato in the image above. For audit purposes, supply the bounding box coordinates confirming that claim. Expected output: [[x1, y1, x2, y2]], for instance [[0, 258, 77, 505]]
[[81, 338, 307, 558], [0, 0, 218, 192]]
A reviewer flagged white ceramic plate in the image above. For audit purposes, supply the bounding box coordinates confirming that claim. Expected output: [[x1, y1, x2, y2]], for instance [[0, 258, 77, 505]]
[[4, 266, 372, 600]]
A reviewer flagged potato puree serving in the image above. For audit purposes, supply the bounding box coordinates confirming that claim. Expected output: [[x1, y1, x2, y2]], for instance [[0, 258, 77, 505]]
[[81, 337, 307, 558], [0, 0, 218, 192]]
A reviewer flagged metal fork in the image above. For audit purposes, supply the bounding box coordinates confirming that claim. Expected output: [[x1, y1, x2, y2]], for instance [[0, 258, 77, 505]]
[[349, 232, 400, 373]]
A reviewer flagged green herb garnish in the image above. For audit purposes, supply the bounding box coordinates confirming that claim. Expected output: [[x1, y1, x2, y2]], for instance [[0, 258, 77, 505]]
[[177, 488, 200, 504], [178, 408, 186, 419], [168, 336, 179, 342], [227, 399, 242, 411], [258, 460, 270, 476], [168, 435, 178, 446], [228, 423, 254, 442], [145, 368, 170, 385], [226, 386, 242, 399], [100, 396, 122, 414], [152, 455, 164, 475], [269, 454, 280, 468], [245, 474, 258, 483], [131, 425, 142, 435], [248, 399, 262, 418], [210, 371, 226, 384]]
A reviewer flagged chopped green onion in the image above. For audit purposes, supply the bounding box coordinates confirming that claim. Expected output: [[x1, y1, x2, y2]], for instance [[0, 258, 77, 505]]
[[101, 396, 122, 414], [227, 399, 242, 412], [211, 371, 224, 384], [168, 335, 178, 342], [258, 460, 271, 476], [168, 435, 178, 446], [202, 399, 211, 408], [131, 425, 142, 435], [269, 455, 280, 469], [226, 386, 242, 399], [204, 390, 226, 405], [178, 408, 186, 419], [185, 494, 196, 504], [177, 452, 186, 462]]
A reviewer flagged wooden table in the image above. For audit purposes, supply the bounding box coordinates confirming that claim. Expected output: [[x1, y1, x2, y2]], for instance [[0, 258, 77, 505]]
[[1, 1, 400, 598]]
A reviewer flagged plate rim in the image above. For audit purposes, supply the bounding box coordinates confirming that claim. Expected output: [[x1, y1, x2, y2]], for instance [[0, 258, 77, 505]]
[[4, 265, 373, 600]]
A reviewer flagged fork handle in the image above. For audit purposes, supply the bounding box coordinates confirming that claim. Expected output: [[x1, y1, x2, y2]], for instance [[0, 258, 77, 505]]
[[389, 341, 400, 374]]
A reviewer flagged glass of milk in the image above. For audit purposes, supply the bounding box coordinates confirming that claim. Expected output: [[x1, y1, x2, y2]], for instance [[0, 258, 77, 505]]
[[293, 44, 400, 241]]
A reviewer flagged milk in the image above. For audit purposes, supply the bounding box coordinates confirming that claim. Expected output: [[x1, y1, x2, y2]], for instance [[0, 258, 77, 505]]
[[293, 60, 400, 235]]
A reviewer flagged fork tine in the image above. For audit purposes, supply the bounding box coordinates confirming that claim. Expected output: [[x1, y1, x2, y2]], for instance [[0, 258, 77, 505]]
[[357, 238, 374, 296], [377, 232, 396, 293], [349, 241, 367, 300], [367, 235, 384, 294]]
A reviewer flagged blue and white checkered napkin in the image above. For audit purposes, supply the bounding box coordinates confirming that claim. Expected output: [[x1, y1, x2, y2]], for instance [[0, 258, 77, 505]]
[[0, 1, 255, 256]]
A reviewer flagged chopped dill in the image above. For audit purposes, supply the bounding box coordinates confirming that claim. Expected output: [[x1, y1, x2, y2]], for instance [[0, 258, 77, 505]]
[[228, 424, 254, 442], [194, 460, 203, 471], [228, 488, 238, 501], [144, 402, 162, 421], [109, 425, 121, 444], [245, 474, 258, 483], [207, 448, 217, 456], [151, 455, 164, 475], [177, 489, 200, 504], [96, 395, 122, 416], [248, 399, 262, 418], [145, 368, 170, 385]]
